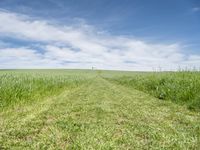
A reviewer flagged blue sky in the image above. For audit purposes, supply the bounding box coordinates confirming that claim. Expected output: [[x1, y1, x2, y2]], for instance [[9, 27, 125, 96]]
[[0, 0, 200, 70]]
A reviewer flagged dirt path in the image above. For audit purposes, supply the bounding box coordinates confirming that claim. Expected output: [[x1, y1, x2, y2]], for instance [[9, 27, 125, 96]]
[[0, 77, 200, 149]]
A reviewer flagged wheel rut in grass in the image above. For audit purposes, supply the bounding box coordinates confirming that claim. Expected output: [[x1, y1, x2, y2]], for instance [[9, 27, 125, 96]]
[[0, 77, 200, 149]]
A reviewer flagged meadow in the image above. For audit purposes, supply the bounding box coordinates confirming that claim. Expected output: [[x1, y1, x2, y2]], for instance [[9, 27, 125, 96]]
[[0, 70, 93, 109], [0, 70, 200, 149], [104, 71, 200, 111]]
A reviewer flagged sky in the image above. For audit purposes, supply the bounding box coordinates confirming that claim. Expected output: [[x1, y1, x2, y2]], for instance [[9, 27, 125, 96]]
[[0, 0, 200, 71]]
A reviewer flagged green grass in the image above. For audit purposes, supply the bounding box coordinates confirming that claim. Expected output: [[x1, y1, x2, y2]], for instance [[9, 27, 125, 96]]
[[0, 70, 200, 149], [104, 71, 200, 111], [0, 69, 93, 109]]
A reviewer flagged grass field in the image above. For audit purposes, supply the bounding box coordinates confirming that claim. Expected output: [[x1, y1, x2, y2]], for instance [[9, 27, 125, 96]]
[[104, 71, 200, 111], [0, 70, 200, 149]]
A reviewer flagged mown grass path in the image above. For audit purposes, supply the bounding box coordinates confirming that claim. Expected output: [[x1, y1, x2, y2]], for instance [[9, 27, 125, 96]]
[[0, 77, 200, 149]]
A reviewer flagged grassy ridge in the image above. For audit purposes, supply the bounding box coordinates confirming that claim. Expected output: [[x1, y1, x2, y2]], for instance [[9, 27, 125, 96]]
[[0, 70, 93, 109], [104, 71, 200, 111]]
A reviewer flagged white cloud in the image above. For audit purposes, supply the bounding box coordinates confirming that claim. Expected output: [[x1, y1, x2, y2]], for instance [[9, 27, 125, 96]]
[[192, 7, 200, 12], [0, 10, 200, 71]]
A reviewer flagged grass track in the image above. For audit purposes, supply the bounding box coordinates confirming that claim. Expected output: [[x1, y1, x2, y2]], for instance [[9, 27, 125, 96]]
[[0, 76, 200, 149]]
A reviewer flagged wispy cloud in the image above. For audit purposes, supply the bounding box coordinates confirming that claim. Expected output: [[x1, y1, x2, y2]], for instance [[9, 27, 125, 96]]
[[192, 7, 200, 12], [0, 10, 199, 71]]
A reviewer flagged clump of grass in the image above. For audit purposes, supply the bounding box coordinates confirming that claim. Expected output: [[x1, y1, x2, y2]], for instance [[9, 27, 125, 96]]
[[0, 70, 90, 109], [106, 71, 200, 111]]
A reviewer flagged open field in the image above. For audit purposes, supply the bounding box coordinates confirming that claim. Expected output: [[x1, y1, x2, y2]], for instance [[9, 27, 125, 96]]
[[0, 70, 200, 149], [104, 71, 200, 111]]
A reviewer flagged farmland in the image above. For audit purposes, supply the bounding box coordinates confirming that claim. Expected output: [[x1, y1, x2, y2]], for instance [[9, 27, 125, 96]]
[[0, 70, 200, 149]]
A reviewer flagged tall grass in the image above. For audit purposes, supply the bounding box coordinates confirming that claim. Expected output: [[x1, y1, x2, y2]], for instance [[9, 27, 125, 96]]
[[105, 71, 200, 111], [0, 70, 91, 109], [1, 70, 200, 111]]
